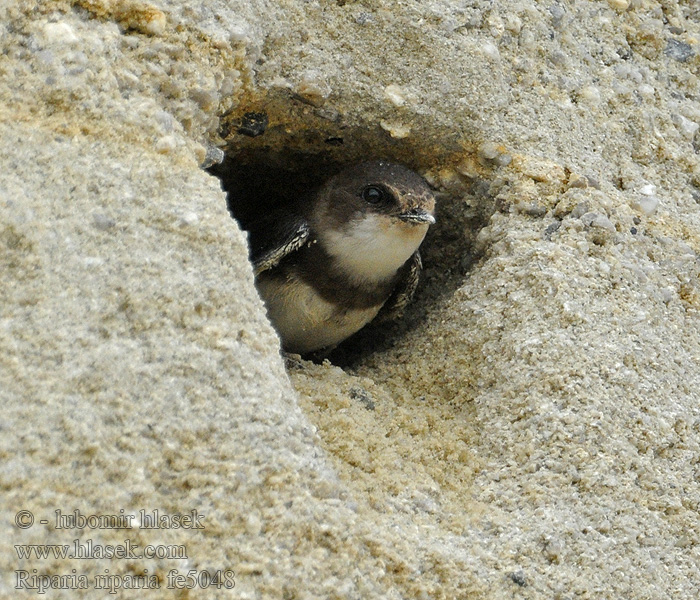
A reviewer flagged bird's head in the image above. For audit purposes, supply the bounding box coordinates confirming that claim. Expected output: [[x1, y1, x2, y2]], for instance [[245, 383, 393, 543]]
[[310, 161, 436, 283]]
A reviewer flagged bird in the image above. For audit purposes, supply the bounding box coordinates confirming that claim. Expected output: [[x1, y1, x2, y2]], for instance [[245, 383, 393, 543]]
[[245, 160, 436, 355]]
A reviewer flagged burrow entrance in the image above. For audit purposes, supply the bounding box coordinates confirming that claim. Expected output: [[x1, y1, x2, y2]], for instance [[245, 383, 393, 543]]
[[208, 111, 493, 365]]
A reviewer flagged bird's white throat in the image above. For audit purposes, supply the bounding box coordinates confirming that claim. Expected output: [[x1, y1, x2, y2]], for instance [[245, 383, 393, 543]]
[[320, 213, 428, 283]]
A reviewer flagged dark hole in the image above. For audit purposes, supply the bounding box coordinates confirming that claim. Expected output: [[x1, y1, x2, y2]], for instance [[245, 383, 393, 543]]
[[208, 149, 346, 230]]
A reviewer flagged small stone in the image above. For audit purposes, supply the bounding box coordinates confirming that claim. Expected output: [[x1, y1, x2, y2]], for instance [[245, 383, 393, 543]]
[[516, 155, 566, 183], [495, 153, 512, 167], [543, 221, 561, 239], [477, 143, 512, 167], [672, 113, 699, 139], [315, 106, 340, 122], [229, 23, 251, 44], [504, 15, 522, 34], [154, 110, 175, 132], [200, 146, 225, 169], [665, 39, 694, 63], [631, 195, 659, 216], [42, 22, 79, 46], [520, 203, 547, 217], [155, 135, 177, 154], [349, 387, 375, 410], [478, 141, 500, 161], [117, 5, 167, 36], [581, 212, 615, 231], [519, 29, 536, 50], [455, 157, 480, 180], [383, 84, 407, 107], [295, 71, 331, 107], [486, 13, 504, 38], [638, 84, 655, 100], [435, 168, 467, 191], [93, 213, 116, 230], [179, 211, 199, 226], [549, 5, 566, 29], [355, 12, 373, 25], [606, 0, 629, 10], [481, 42, 500, 60], [617, 46, 633, 60], [508, 571, 527, 587], [568, 174, 592, 189], [579, 85, 601, 104], [379, 120, 411, 139], [570, 202, 590, 219], [84, 257, 104, 267], [586, 176, 601, 190], [549, 50, 567, 66], [544, 536, 564, 563], [219, 72, 240, 96]]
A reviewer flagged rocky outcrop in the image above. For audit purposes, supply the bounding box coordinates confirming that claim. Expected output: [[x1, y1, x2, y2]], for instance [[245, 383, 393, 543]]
[[2, 1, 699, 598]]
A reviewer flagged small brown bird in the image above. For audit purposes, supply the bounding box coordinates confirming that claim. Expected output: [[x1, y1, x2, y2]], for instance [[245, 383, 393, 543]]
[[247, 161, 435, 354]]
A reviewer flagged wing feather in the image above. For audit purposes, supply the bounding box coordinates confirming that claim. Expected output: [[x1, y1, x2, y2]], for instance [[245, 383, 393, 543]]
[[246, 213, 310, 275], [376, 250, 422, 321]]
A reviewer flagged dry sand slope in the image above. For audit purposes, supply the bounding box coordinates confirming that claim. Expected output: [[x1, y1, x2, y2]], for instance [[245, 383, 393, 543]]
[[1, 1, 699, 598]]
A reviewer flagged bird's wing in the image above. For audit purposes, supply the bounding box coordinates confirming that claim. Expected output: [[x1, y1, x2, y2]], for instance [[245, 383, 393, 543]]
[[377, 250, 422, 321], [246, 212, 310, 275]]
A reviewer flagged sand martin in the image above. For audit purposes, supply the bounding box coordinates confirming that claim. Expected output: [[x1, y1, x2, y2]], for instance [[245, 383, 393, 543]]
[[246, 161, 435, 354]]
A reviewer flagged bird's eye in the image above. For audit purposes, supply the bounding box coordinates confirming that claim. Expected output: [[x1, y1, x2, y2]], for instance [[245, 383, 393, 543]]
[[362, 186, 386, 204]]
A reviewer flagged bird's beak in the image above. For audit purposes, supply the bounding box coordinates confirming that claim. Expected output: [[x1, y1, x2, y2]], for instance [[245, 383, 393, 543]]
[[398, 209, 436, 225]]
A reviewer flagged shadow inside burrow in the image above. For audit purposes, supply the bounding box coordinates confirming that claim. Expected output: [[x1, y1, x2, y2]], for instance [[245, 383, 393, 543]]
[[207, 146, 492, 368], [208, 148, 345, 234]]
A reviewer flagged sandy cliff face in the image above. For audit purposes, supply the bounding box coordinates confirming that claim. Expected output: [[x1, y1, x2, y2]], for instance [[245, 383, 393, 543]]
[[2, 1, 699, 598]]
